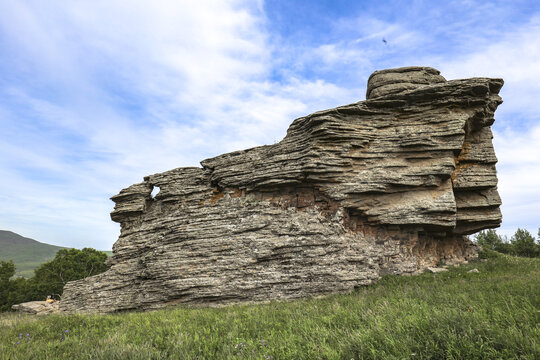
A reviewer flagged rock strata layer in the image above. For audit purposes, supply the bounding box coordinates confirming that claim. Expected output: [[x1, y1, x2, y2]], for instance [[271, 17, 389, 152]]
[[12, 301, 60, 315], [60, 66, 503, 313]]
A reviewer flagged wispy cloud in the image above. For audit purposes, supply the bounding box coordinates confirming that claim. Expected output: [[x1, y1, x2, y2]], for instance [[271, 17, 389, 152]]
[[493, 126, 540, 238], [0, 1, 354, 248], [435, 14, 540, 238], [0, 1, 539, 248]]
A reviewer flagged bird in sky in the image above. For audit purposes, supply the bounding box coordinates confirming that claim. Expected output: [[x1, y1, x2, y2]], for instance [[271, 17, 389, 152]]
[[382, 38, 388, 45]]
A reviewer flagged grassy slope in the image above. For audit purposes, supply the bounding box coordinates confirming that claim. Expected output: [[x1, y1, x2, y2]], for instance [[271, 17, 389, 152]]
[[0, 231, 67, 278], [0, 253, 539, 360], [0, 231, 113, 278]]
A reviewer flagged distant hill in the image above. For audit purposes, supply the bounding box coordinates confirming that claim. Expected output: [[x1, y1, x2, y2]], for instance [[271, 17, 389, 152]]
[[0, 230, 67, 278], [0, 230, 112, 278]]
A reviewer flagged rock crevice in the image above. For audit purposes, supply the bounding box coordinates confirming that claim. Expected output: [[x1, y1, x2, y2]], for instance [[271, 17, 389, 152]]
[[60, 67, 503, 313]]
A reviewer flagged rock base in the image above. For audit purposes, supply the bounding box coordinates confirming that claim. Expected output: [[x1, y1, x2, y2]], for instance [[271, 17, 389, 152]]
[[12, 301, 60, 315]]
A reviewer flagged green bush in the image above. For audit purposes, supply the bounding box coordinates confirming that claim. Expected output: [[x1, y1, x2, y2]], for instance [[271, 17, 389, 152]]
[[510, 228, 540, 257], [477, 248, 503, 259], [475, 228, 540, 258], [475, 229, 504, 251], [30, 248, 108, 298], [0, 261, 32, 312], [0, 261, 16, 311], [0, 248, 108, 312]]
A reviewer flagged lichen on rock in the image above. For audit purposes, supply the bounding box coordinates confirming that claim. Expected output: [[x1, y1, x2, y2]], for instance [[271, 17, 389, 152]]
[[60, 66, 503, 313]]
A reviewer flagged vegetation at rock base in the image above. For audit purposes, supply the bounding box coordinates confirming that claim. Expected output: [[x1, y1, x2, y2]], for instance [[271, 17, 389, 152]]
[[0, 248, 108, 312], [30, 248, 108, 297], [475, 227, 540, 258], [1, 254, 539, 359]]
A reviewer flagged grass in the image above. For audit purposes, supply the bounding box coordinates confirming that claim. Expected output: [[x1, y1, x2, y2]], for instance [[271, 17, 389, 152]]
[[1, 253, 539, 359]]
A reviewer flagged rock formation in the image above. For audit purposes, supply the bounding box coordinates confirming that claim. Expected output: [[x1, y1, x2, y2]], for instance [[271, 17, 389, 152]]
[[12, 301, 60, 315], [60, 66, 503, 313]]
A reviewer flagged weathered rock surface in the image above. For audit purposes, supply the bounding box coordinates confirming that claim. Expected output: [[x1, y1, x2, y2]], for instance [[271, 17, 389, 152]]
[[426, 267, 449, 274], [60, 66, 503, 313], [12, 301, 60, 315]]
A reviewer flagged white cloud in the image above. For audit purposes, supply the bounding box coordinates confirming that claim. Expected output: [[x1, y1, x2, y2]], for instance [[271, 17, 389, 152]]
[[435, 15, 540, 237], [1, 1, 539, 250], [494, 126, 540, 238], [0, 0, 354, 249], [439, 15, 540, 126]]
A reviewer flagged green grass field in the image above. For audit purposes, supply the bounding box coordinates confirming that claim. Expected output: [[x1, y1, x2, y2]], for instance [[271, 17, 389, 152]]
[[1, 253, 539, 359]]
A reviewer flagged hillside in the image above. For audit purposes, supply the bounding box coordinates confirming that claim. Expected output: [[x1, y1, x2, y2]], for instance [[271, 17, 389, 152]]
[[0, 253, 538, 359], [0, 231, 113, 278], [0, 230, 69, 278]]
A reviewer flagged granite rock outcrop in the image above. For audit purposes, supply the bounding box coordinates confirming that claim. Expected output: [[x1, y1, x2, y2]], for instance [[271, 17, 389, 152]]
[[60, 66, 503, 313]]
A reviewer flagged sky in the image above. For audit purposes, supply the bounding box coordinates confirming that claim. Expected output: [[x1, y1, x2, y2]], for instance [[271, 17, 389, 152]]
[[1, 0, 539, 250]]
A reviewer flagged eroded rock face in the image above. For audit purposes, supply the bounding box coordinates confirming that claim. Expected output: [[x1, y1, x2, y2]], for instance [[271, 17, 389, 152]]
[[60, 67, 503, 313]]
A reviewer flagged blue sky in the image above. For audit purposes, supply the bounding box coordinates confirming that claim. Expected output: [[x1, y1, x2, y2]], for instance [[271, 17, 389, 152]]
[[1, 0, 539, 249]]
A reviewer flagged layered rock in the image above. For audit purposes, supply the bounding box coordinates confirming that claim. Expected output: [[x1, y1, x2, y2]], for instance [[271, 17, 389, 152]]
[[12, 301, 60, 315], [60, 67, 503, 313]]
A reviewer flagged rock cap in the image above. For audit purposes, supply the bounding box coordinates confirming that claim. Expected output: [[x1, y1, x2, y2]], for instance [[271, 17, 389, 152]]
[[367, 66, 447, 99]]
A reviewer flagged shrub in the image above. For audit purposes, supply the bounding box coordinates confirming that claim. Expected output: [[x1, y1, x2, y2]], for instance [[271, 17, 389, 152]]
[[476, 228, 540, 258], [0, 248, 108, 312], [475, 229, 503, 250], [30, 248, 108, 299], [510, 228, 540, 258]]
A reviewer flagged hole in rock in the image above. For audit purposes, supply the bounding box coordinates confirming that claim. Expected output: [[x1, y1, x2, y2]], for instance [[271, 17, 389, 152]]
[[151, 186, 160, 199]]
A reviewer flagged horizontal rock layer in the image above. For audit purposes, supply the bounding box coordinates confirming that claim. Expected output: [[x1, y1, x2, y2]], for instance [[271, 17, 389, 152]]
[[12, 301, 60, 315], [60, 67, 503, 313]]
